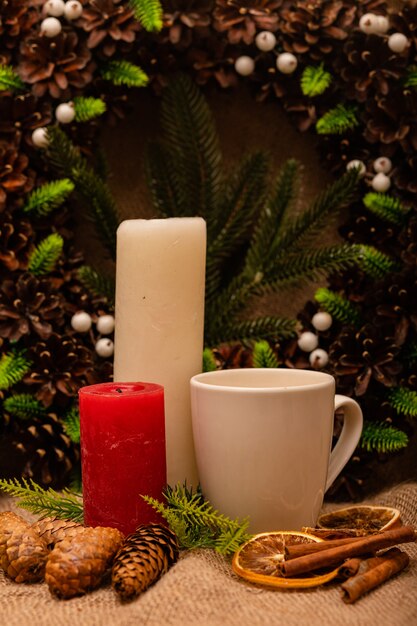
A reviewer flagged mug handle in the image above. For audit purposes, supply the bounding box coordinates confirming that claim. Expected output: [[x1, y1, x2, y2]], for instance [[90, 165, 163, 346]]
[[325, 395, 363, 492]]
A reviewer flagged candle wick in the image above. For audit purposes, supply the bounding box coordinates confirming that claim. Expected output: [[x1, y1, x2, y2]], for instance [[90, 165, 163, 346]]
[[116, 388, 123, 393]]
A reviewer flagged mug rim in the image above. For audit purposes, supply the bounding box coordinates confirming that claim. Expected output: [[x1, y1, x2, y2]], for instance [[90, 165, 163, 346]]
[[191, 367, 335, 392]]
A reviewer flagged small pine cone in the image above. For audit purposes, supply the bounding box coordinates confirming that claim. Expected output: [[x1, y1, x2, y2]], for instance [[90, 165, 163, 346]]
[[45, 526, 124, 599], [31, 517, 84, 549], [112, 524, 179, 601], [0, 511, 49, 583]]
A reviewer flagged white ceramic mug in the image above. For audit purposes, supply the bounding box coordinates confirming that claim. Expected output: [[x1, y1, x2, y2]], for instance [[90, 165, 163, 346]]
[[190, 368, 363, 533]]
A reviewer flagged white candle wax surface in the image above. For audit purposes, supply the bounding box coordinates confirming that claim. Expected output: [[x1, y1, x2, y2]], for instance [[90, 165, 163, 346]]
[[114, 217, 206, 487]]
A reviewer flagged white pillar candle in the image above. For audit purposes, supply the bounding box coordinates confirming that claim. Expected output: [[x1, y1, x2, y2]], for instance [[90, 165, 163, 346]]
[[114, 217, 206, 487]]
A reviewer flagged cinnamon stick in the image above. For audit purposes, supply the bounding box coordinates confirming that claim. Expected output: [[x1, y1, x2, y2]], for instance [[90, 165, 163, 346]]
[[338, 552, 396, 579], [285, 536, 366, 560], [341, 548, 410, 604], [280, 525, 415, 577]]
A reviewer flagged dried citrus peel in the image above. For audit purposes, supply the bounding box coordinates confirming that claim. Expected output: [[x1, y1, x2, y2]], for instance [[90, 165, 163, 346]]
[[317, 505, 402, 534]]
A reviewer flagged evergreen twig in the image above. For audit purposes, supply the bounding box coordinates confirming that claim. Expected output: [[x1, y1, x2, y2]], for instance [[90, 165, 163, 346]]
[[363, 192, 410, 225], [202, 348, 217, 372], [389, 387, 417, 417], [62, 406, 80, 444], [316, 104, 359, 134], [28, 233, 64, 276], [3, 394, 46, 420], [128, 0, 163, 31], [0, 350, 32, 390], [101, 60, 149, 87], [73, 96, 106, 122], [77, 266, 115, 305], [301, 64, 332, 97], [360, 422, 409, 453], [0, 64, 25, 91], [252, 340, 279, 368], [314, 287, 362, 326], [359, 245, 397, 279], [23, 179, 75, 217]]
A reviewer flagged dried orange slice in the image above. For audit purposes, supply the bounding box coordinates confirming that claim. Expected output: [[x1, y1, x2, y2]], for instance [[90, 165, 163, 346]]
[[317, 505, 402, 534], [232, 531, 340, 589]]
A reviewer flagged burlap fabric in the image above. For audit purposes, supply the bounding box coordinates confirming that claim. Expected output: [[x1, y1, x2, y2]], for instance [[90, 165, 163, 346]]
[[1, 482, 417, 626]]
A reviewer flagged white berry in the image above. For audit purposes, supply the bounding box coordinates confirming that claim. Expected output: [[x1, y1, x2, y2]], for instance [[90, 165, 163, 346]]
[[373, 156, 392, 174], [309, 348, 329, 369], [359, 13, 379, 35], [297, 331, 319, 353], [234, 56, 255, 76], [40, 16, 62, 37], [311, 312, 333, 332], [276, 52, 298, 74], [45, 0, 65, 16], [64, 0, 83, 19], [71, 311, 92, 333], [371, 172, 391, 192], [375, 15, 389, 34], [388, 33, 409, 54], [96, 314, 115, 335], [346, 159, 366, 177], [255, 31, 277, 52], [95, 338, 114, 358], [32, 127, 49, 148], [55, 102, 75, 124]]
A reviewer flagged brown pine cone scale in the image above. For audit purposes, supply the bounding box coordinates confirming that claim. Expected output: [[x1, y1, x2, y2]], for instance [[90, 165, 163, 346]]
[[0, 511, 49, 583]]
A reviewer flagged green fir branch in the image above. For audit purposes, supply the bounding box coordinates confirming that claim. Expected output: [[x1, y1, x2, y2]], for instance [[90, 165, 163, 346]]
[[23, 179, 75, 217], [202, 348, 217, 372], [73, 97, 106, 122], [101, 60, 149, 87], [207, 315, 297, 346], [0, 350, 32, 390], [389, 387, 417, 418], [143, 484, 251, 554], [3, 394, 46, 420], [316, 104, 359, 135], [0, 478, 84, 522], [359, 245, 396, 279], [252, 340, 279, 368], [62, 406, 80, 444], [314, 287, 362, 326], [360, 422, 409, 454], [404, 67, 417, 89], [301, 64, 332, 97], [363, 192, 410, 225], [28, 233, 64, 276], [0, 65, 25, 91], [77, 266, 115, 305], [129, 0, 163, 31]]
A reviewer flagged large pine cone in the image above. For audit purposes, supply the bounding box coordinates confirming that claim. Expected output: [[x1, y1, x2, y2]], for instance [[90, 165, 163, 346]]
[[0, 93, 52, 145], [0, 511, 49, 583], [213, 0, 281, 45], [0, 0, 41, 52]]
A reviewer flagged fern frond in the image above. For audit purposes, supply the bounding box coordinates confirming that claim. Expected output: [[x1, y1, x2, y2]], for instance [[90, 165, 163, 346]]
[[301, 64, 332, 97], [0, 350, 31, 390], [73, 97, 106, 122], [202, 348, 217, 372], [389, 386, 417, 417], [360, 422, 409, 453], [363, 192, 410, 225], [23, 179, 75, 216], [316, 104, 359, 134], [359, 245, 396, 279], [28, 233, 64, 276], [314, 287, 362, 326], [0, 65, 25, 91], [252, 340, 279, 368], [0, 478, 83, 522], [101, 60, 149, 87], [129, 0, 163, 31], [3, 394, 46, 419], [77, 266, 115, 305], [62, 406, 80, 444]]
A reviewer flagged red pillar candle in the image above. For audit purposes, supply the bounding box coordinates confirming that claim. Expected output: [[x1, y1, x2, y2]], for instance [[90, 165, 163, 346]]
[[79, 382, 166, 536]]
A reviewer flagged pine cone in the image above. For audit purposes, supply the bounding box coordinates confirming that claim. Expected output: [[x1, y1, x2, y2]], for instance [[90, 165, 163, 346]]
[[0, 0, 41, 52], [162, 0, 213, 46], [112, 524, 179, 601], [0, 511, 49, 583], [187, 36, 238, 88], [213, 342, 253, 368], [213, 0, 281, 45], [78, 0, 140, 58], [31, 517, 85, 548], [0, 211, 34, 271], [0, 93, 53, 144], [18, 32, 95, 100], [0, 140, 33, 211], [399, 214, 417, 267], [45, 526, 124, 599], [0, 272, 65, 342]]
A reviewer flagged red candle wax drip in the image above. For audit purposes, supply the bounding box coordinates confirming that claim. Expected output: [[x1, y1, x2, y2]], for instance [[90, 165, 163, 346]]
[[79, 382, 166, 535]]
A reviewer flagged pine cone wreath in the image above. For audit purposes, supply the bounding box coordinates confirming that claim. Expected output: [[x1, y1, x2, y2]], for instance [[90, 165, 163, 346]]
[[0, 211, 34, 271], [0, 511, 49, 583], [213, 0, 281, 45], [112, 524, 179, 601], [45, 526, 124, 598]]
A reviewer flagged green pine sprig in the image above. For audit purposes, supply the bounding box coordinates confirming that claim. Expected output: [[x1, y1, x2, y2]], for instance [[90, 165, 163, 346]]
[[404, 67, 417, 89], [360, 422, 409, 454], [301, 64, 332, 97], [28, 233, 64, 276], [252, 340, 279, 368], [363, 192, 410, 225], [388, 386, 417, 418], [77, 265, 115, 305], [0, 478, 84, 522], [62, 406, 80, 444], [101, 60, 149, 87], [23, 179, 75, 217], [0, 64, 25, 91], [202, 348, 217, 372], [0, 350, 32, 391], [314, 287, 362, 326], [3, 394, 46, 420], [129, 0, 163, 31], [316, 104, 359, 134], [73, 96, 106, 122], [359, 245, 396, 279], [143, 484, 251, 555]]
